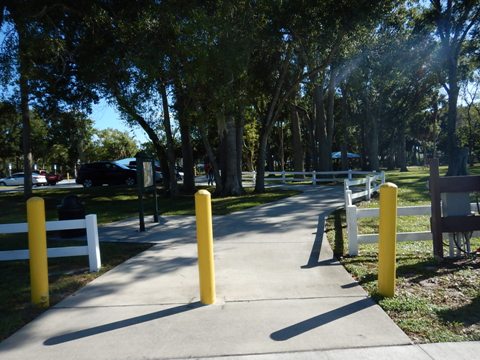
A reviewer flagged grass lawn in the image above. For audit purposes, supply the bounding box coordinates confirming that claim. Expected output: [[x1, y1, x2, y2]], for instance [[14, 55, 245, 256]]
[[0, 185, 300, 342], [0, 185, 300, 223], [327, 165, 480, 343]]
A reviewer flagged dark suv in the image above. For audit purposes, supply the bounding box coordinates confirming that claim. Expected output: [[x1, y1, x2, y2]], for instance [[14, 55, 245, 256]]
[[76, 161, 137, 188]]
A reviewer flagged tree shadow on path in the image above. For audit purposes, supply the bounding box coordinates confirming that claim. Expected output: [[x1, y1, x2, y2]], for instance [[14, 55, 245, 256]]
[[270, 298, 373, 341], [44, 302, 203, 346]]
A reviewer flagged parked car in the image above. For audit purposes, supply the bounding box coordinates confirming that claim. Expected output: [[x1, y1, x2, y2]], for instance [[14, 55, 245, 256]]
[[46, 173, 63, 185], [35, 170, 63, 185], [0, 172, 47, 186], [75, 161, 137, 188]]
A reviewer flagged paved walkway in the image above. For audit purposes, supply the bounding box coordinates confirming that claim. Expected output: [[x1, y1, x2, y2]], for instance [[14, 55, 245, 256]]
[[0, 185, 478, 359]]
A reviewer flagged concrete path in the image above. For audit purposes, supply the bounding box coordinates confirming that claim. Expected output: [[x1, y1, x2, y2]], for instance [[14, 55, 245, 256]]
[[0, 185, 477, 359]]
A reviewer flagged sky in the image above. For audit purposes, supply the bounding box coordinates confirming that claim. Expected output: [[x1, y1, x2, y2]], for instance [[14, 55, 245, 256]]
[[90, 99, 149, 144]]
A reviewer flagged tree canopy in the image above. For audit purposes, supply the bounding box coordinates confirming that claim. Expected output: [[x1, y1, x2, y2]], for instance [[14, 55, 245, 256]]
[[1, 1, 479, 196]]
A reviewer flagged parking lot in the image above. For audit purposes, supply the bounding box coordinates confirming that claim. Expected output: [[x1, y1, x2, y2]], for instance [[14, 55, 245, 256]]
[[0, 180, 81, 193]]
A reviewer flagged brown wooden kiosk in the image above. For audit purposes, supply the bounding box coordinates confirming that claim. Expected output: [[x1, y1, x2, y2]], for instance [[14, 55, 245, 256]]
[[429, 158, 480, 260]]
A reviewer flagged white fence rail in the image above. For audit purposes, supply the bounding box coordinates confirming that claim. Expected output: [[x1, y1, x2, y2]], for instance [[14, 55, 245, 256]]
[[345, 191, 480, 256], [242, 170, 384, 187], [343, 172, 385, 207], [0, 214, 101, 272]]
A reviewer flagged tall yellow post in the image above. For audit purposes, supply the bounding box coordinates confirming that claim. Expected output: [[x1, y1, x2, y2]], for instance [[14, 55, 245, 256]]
[[195, 190, 216, 305], [27, 197, 50, 307], [378, 183, 398, 298]]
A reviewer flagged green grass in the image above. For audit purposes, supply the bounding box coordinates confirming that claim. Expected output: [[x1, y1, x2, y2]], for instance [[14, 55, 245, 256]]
[[327, 164, 480, 343], [0, 185, 300, 224]]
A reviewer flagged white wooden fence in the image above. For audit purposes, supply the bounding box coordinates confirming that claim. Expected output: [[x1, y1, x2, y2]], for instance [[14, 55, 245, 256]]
[[343, 171, 385, 206], [242, 170, 384, 186], [0, 214, 101, 272], [345, 189, 480, 256]]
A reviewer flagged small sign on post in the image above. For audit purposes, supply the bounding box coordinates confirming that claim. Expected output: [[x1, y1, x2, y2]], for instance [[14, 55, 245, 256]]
[[136, 153, 159, 232]]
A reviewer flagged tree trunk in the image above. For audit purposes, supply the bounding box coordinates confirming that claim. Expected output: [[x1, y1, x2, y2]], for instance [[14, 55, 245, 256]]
[[16, 20, 33, 199], [467, 109, 474, 167], [253, 49, 291, 193], [339, 86, 349, 170], [290, 105, 304, 177], [20, 69, 33, 199], [323, 69, 336, 171], [235, 114, 245, 191], [446, 60, 461, 175], [254, 131, 268, 193], [364, 84, 379, 171], [397, 123, 408, 172], [178, 107, 195, 193], [222, 114, 243, 196], [430, 1, 475, 176], [199, 125, 223, 195], [159, 82, 178, 196], [313, 69, 336, 172], [385, 130, 396, 170], [279, 120, 285, 171], [114, 92, 170, 185], [313, 83, 323, 170], [305, 111, 316, 171], [174, 83, 195, 192], [368, 116, 379, 171]]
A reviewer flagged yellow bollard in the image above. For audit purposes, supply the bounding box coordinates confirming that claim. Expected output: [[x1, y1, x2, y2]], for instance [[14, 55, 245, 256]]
[[378, 183, 398, 298], [27, 197, 49, 308], [195, 190, 216, 305]]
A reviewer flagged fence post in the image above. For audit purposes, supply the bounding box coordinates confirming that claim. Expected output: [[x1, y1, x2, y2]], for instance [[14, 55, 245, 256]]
[[429, 159, 443, 260], [344, 188, 352, 209], [366, 176, 372, 200], [344, 181, 351, 210], [86, 214, 101, 272], [195, 190, 216, 305], [282, 170, 286, 184], [378, 183, 398, 298], [347, 203, 359, 256], [312, 170, 316, 185], [348, 169, 352, 180], [27, 197, 49, 308], [252, 170, 256, 186], [333, 210, 344, 257]]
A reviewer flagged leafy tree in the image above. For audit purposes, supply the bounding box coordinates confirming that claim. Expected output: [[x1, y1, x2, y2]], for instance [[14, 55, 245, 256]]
[[86, 128, 138, 162], [425, 0, 480, 174], [1, 1, 98, 196], [458, 72, 480, 164], [0, 101, 21, 174], [29, 110, 48, 168], [338, 4, 438, 171], [46, 111, 95, 174], [66, 1, 181, 195]]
